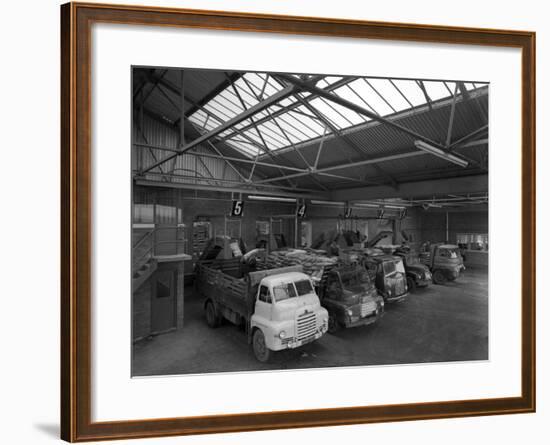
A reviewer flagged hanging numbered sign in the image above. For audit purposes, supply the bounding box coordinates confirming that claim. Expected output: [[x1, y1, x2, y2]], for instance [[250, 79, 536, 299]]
[[344, 207, 352, 219], [399, 208, 407, 220], [296, 203, 307, 218], [377, 208, 385, 219], [231, 200, 244, 217]]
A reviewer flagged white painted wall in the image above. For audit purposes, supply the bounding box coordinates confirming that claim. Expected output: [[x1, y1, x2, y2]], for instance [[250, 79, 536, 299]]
[[0, 0, 547, 444]]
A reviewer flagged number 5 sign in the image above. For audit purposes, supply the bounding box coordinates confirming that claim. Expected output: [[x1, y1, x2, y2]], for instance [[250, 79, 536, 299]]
[[231, 200, 244, 217]]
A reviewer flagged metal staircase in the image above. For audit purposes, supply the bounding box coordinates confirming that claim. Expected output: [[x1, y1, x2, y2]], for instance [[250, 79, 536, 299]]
[[132, 226, 189, 291], [132, 229, 157, 291]]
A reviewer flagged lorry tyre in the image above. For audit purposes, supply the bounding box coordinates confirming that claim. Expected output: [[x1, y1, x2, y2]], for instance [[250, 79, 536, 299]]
[[205, 301, 221, 328], [406, 277, 417, 293], [252, 329, 272, 363], [328, 314, 340, 334], [432, 270, 446, 285]]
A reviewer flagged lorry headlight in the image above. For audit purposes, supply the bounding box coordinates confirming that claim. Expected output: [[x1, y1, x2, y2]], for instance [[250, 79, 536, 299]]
[[278, 331, 286, 339], [323, 317, 328, 324], [347, 309, 353, 317]]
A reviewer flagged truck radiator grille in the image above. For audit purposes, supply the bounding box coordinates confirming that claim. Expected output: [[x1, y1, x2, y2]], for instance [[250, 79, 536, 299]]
[[296, 312, 317, 341], [360, 301, 377, 317], [396, 280, 405, 295]]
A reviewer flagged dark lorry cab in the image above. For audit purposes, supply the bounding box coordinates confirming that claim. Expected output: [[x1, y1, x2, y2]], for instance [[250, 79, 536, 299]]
[[393, 250, 432, 292], [316, 265, 384, 333], [363, 254, 409, 303]]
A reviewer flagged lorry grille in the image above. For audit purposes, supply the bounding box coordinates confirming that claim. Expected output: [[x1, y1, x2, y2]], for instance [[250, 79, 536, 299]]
[[360, 301, 377, 317], [296, 311, 317, 341], [396, 280, 405, 295]]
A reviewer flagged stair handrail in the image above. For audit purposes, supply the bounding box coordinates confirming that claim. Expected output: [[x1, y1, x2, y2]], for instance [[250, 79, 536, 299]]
[[132, 228, 155, 271]]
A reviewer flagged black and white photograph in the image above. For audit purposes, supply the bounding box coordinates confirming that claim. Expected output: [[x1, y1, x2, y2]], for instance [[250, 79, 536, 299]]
[[131, 67, 489, 376]]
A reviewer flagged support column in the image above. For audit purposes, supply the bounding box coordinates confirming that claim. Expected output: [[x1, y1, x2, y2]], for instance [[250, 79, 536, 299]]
[[177, 261, 185, 329]]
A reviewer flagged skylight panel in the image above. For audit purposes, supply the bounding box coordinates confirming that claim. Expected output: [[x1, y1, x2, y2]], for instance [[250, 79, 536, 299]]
[[324, 76, 343, 86], [317, 78, 329, 88], [271, 114, 315, 142], [203, 102, 232, 123], [390, 79, 426, 107], [233, 78, 261, 103], [366, 78, 410, 112], [444, 82, 456, 95], [323, 97, 365, 126], [358, 79, 394, 116], [252, 121, 291, 147], [309, 97, 351, 129], [423, 81, 452, 101], [278, 113, 322, 140], [333, 80, 376, 116], [226, 139, 260, 157], [188, 109, 207, 128], [265, 76, 285, 94], [244, 73, 268, 98], [279, 96, 297, 107], [285, 106, 326, 135], [210, 94, 244, 117]]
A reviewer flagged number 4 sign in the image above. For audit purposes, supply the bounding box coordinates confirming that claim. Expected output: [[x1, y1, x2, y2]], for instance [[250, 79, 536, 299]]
[[296, 203, 306, 218], [231, 200, 244, 217]]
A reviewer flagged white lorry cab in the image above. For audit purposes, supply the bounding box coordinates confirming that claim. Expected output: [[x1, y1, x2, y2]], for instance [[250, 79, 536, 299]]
[[251, 271, 329, 361], [196, 262, 328, 362]]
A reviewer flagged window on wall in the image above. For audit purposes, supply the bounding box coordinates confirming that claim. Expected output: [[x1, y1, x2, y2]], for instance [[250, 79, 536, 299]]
[[133, 203, 154, 224], [456, 233, 489, 251]]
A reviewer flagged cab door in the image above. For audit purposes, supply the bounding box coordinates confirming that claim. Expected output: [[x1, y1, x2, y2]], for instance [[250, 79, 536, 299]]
[[255, 285, 273, 322]]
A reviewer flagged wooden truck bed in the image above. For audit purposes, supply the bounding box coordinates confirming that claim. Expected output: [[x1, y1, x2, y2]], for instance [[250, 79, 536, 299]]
[[196, 263, 252, 317]]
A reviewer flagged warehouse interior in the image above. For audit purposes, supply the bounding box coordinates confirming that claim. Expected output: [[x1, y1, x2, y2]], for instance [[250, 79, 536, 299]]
[[131, 68, 488, 374]]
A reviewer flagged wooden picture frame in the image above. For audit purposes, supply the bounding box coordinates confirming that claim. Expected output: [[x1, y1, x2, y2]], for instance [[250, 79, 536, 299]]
[[60, 2, 536, 442]]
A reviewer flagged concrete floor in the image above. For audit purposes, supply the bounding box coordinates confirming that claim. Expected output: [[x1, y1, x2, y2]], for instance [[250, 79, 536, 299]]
[[132, 268, 488, 376]]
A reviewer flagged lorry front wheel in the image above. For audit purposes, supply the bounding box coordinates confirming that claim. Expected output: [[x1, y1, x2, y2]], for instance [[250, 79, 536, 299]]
[[432, 270, 446, 285], [328, 314, 340, 334], [205, 301, 221, 328], [252, 329, 272, 363], [406, 277, 417, 293]]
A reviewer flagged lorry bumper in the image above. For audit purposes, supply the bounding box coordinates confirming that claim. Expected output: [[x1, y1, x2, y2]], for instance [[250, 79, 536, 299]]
[[275, 329, 326, 351], [386, 292, 408, 303], [343, 309, 383, 328]]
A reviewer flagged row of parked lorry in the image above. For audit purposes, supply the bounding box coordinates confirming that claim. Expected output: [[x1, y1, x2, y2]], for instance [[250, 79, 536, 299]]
[[194, 242, 465, 362]]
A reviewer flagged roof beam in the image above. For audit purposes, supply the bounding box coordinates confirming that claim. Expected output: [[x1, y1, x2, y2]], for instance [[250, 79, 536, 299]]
[[141, 85, 296, 174], [254, 150, 428, 185], [133, 142, 307, 173], [330, 174, 488, 201], [135, 179, 328, 200]]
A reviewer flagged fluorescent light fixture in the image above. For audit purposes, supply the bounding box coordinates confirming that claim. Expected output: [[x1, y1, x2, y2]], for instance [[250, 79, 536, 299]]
[[354, 202, 406, 210], [247, 195, 296, 203], [414, 140, 469, 168], [354, 203, 380, 208], [310, 200, 346, 206]]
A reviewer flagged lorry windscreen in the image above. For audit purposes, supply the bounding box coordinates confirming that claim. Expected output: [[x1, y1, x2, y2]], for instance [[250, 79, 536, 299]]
[[273, 280, 313, 302], [273, 283, 297, 302], [340, 270, 369, 286], [383, 261, 397, 276], [295, 279, 314, 296], [438, 248, 459, 258]]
